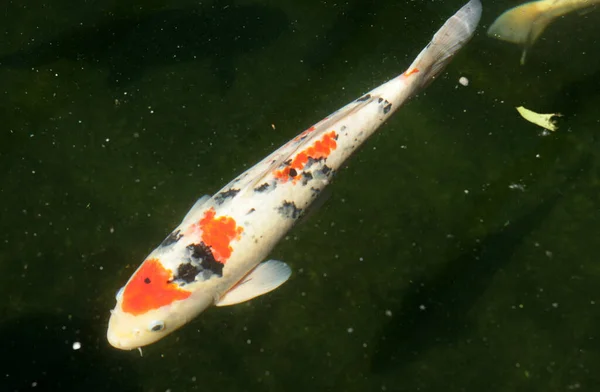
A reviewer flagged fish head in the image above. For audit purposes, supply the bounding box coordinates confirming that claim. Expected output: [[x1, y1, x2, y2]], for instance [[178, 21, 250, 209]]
[[107, 257, 214, 350]]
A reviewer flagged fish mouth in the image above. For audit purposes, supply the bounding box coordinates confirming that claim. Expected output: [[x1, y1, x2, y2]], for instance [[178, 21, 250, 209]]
[[106, 315, 140, 350], [106, 330, 135, 351]]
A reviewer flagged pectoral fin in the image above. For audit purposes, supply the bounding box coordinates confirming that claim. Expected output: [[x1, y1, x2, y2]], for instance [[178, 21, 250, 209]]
[[216, 260, 292, 306]]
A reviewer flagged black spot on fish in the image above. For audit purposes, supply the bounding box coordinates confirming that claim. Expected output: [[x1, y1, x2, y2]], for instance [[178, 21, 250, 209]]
[[341, 125, 347, 131], [254, 182, 270, 192], [289, 168, 298, 177], [160, 229, 182, 247], [284, 159, 292, 166], [176, 263, 201, 284], [247, 208, 256, 214], [378, 97, 383, 103], [356, 94, 371, 102], [321, 165, 332, 176], [187, 242, 223, 276], [301, 171, 313, 185], [144, 278, 151, 284], [305, 156, 323, 170], [383, 102, 392, 115], [278, 200, 303, 220], [214, 188, 240, 205]]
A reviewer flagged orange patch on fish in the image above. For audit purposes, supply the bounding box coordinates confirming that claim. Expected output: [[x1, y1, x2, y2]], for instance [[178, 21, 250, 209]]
[[122, 258, 191, 315], [403, 68, 419, 77], [293, 125, 316, 142], [198, 208, 243, 262], [275, 130, 337, 182]]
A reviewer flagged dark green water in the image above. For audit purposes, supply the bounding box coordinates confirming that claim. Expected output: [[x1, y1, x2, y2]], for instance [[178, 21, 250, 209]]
[[1, 0, 599, 391]]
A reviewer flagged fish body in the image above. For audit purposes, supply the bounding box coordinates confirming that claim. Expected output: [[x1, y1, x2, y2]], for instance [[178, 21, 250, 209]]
[[488, 0, 600, 64], [107, 0, 482, 350]]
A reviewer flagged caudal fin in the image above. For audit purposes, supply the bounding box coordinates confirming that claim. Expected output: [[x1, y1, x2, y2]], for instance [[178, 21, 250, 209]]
[[487, 0, 557, 64], [407, 0, 482, 86]]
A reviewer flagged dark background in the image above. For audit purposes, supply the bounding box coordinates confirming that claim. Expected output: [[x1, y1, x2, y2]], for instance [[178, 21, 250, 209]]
[[1, 0, 599, 391]]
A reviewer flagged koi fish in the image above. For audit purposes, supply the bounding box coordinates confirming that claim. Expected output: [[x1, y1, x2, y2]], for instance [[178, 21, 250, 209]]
[[107, 0, 482, 350], [488, 0, 600, 64]]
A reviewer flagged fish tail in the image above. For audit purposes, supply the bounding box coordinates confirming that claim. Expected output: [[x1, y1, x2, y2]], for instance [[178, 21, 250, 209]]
[[405, 0, 481, 87], [487, 0, 558, 64], [487, 1, 557, 46]]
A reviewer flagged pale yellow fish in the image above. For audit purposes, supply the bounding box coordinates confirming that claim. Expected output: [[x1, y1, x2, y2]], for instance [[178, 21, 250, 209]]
[[488, 0, 600, 64], [516, 106, 562, 131]]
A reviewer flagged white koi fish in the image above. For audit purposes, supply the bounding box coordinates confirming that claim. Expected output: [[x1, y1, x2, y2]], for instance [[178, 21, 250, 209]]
[[488, 0, 600, 64], [107, 0, 482, 350]]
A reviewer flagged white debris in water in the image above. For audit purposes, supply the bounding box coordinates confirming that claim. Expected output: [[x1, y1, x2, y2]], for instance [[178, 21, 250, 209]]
[[509, 183, 526, 191], [419, 304, 427, 311], [72, 341, 81, 350], [459, 76, 469, 86], [385, 310, 393, 317], [347, 327, 354, 334]]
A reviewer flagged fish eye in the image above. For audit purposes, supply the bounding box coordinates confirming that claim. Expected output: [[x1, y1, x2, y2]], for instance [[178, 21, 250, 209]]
[[148, 320, 165, 332], [115, 286, 125, 301]]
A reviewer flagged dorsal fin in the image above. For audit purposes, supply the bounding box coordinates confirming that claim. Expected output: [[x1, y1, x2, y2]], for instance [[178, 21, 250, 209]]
[[239, 96, 376, 190]]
